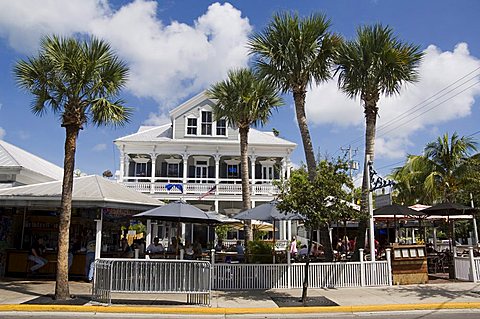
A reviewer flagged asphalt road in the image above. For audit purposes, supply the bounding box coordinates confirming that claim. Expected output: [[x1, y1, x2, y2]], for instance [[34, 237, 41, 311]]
[[2, 310, 480, 319]]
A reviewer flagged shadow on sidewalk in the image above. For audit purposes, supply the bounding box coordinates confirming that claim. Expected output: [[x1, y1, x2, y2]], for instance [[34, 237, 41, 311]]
[[0, 279, 48, 298]]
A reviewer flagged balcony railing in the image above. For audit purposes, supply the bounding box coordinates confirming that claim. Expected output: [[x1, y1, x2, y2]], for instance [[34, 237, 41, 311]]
[[121, 177, 279, 197]]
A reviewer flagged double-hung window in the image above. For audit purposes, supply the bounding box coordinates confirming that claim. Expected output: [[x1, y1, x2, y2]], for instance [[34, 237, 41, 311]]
[[216, 119, 226, 136], [201, 111, 212, 135], [187, 118, 197, 135], [167, 163, 179, 177]]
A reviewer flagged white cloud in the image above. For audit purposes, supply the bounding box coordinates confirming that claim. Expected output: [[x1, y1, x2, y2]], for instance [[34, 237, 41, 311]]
[[144, 112, 170, 126], [93, 143, 107, 151], [17, 130, 30, 140], [306, 43, 480, 158], [0, 0, 251, 111], [0, 127, 5, 140]]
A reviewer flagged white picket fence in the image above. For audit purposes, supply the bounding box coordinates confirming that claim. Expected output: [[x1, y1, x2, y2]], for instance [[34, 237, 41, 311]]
[[453, 246, 479, 282], [212, 249, 392, 290]]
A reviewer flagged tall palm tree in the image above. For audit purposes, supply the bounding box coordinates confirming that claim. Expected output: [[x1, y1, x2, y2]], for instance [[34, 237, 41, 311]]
[[248, 12, 340, 257], [392, 132, 478, 204], [335, 24, 423, 259], [14, 35, 131, 300], [248, 12, 340, 182], [207, 68, 283, 242]]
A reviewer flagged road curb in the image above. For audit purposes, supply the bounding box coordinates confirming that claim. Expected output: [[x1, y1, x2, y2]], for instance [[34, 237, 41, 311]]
[[1, 303, 480, 314]]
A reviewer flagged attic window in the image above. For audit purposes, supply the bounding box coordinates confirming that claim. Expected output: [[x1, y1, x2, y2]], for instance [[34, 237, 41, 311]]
[[201, 111, 212, 135], [187, 118, 197, 135], [216, 119, 226, 136]]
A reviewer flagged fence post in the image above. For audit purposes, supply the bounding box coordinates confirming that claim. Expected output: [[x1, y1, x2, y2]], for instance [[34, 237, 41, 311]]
[[386, 248, 392, 286], [360, 248, 365, 287], [211, 249, 215, 265], [469, 246, 477, 282], [287, 249, 291, 289]]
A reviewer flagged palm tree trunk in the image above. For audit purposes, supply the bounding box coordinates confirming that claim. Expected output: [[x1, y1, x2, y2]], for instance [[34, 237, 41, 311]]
[[292, 90, 333, 259], [239, 126, 253, 242], [293, 90, 316, 182], [354, 99, 378, 261], [301, 228, 315, 304], [55, 125, 79, 300]]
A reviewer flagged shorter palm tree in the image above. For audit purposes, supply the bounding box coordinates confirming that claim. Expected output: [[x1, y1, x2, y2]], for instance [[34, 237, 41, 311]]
[[392, 132, 478, 204], [207, 68, 283, 241]]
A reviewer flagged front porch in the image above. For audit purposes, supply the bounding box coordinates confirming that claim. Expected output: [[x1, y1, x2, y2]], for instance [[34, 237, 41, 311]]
[[119, 153, 290, 198]]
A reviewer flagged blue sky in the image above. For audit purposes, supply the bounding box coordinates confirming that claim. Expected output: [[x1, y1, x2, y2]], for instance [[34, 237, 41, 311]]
[[0, 0, 479, 184]]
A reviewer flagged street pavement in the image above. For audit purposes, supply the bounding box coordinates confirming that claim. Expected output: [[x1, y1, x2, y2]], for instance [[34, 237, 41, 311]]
[[1, 277, 480, 315]]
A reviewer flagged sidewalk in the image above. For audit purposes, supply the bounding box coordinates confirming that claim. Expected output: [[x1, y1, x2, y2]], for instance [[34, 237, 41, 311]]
[[1, 278, 480, 314]]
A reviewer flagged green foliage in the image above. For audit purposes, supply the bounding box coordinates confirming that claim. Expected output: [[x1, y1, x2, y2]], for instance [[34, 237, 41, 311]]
[[215, 225, 230, 240], [129, 222, 146, 237], [14, 35, 132, 128], [247, 240, 274, 264], [277, 159, 360, 230], [206, 68, 283, 130], [253, 230, 268, 240], [391, 132, 478, 204]]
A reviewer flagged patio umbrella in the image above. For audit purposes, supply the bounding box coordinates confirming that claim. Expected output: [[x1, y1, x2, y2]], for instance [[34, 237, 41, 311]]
[[133, 200, 217, 224], [374, 204, 426, 244], [233, 200, 304, 221]]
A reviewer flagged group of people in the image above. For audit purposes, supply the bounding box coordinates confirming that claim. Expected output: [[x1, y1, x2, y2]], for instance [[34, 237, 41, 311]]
[[215, 239, 245, 263], [28, 236, 96, 282]]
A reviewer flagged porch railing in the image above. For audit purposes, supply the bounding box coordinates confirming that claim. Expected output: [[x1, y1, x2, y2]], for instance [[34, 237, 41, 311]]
[[121, 181, 279, 196]]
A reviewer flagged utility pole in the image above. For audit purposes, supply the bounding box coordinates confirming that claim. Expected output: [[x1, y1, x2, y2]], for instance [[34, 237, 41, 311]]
[[341, 145, 358, 203]]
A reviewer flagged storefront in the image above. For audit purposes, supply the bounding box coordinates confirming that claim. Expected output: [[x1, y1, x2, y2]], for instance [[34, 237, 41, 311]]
[[0, 175, 161, 278]]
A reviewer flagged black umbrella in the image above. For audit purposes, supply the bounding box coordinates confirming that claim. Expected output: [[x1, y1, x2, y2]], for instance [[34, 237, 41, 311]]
[[422, 202, 476, 216], [234, 200, 304, 221], [133, 200, 217, 224], [374, 204, 425, 217]]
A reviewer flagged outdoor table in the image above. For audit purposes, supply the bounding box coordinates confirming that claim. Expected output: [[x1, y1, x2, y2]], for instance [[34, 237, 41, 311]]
[[216, 251, 238, 263]]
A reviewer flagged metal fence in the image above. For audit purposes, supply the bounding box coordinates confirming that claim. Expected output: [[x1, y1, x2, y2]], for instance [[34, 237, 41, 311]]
[[92, 258, 211, 305]]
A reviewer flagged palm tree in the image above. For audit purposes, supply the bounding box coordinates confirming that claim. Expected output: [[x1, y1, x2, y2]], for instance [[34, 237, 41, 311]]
[[392, 132, 478, 204], [207, 68, 283, 242], [248, 12, 340, 182], [335, 24, 423, 259], [14, 35, 131, 300]]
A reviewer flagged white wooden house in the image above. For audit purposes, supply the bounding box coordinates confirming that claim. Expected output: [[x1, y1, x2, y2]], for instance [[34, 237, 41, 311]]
[[114, 91, 296, 216]]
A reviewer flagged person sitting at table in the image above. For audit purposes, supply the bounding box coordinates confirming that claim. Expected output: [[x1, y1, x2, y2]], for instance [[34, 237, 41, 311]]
[[193, 241, 203, 259], [184, 241, 195, 260], [298, 244, 308, 257], [28, 237, 48, 274], [215, 239, 225, 252], [146, 237, 164, 257], [235, 240, 245, 263]]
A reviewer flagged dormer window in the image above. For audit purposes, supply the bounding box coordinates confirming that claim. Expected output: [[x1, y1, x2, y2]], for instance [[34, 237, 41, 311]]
[[201, 111, 212, 135], [216, 119, 226, 136], [187, 118, 197, 135]]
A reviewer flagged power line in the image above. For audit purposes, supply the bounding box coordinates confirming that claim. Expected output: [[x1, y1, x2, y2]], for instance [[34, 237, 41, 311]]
[[338, 67, 480, 149]]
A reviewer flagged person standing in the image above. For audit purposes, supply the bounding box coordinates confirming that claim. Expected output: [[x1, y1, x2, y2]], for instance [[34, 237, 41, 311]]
[[85, 239, 95, 282], [29, 237, 48, 273]]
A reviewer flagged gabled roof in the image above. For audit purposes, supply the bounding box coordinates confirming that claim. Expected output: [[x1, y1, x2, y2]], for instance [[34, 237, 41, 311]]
[[169, 91, 210, 119], [115, 125, 296, 147], [0, 140, 63, 180], [0, 175, 162, 210]]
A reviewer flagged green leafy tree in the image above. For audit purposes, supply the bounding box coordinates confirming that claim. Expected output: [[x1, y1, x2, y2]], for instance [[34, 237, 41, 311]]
[[392, 132, 478, 204], [207, 68, 283, 242], [14, 35, 131, 300], [335, 24, 423, 259], [277, 159, 353, 304]]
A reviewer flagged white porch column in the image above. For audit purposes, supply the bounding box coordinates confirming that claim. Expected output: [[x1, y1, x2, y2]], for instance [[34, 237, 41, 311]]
[[214, 200, 219, 213], [182, 153, 188, 184], [146, 219, 152, 246], [250, 155, 256, 195], [287, 220, 292, 241], [214, 154, 221, 186], [281, 158, 286, 180], [181, 223, 186, 244], [286, 155, 292, 179], [150, 153, 157, 194], [119, 148, 125, 182], [152, 221, 158, 239], [95, 213, 102, 260]]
